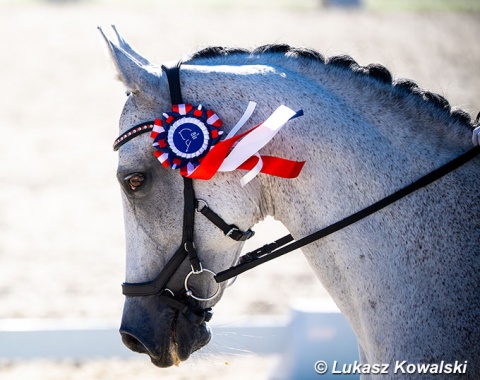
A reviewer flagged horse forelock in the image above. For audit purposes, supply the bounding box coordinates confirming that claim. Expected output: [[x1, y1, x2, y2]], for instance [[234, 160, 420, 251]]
[[184, 44, 475, 133]]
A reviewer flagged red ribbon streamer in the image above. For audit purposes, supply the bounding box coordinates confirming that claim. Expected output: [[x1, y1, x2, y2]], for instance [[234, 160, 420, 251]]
[[186, 124, 305, 180], [238, 155, 305, 179]]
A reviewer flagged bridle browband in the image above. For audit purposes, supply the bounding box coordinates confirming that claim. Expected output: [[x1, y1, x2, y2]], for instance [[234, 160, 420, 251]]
[[115, 61, 480, 325]]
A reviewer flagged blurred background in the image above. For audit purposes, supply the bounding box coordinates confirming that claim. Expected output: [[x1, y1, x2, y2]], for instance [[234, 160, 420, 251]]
[[0, 0, 479, 378]]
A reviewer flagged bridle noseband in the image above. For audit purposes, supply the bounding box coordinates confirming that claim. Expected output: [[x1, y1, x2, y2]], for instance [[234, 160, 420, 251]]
[[115, 61, 480, 326]]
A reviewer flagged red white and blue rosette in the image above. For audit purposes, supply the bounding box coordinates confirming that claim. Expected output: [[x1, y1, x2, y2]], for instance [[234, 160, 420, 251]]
[[151, 104, 223, 176], [151, 102, 305, 186]]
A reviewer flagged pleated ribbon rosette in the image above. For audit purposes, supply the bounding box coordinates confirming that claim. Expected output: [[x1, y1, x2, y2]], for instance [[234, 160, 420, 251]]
[[151, 102, 305, 186]]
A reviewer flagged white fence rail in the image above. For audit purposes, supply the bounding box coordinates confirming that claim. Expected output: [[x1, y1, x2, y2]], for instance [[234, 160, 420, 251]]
[[0, 301, 359, 379]]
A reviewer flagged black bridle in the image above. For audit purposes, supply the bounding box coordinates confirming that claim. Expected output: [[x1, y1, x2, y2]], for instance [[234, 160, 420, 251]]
[[114, 62, 480, 325], [117, 62, 255, 325]]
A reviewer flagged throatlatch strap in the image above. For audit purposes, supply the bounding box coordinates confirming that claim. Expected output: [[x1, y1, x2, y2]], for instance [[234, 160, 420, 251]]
[[198, 203, 255, 241]]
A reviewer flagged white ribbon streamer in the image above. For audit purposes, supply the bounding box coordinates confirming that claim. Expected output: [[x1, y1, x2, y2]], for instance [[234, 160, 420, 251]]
[[226, 101, 257, 139], [219, 105, 297, 173], [240, 153, 263, 187]]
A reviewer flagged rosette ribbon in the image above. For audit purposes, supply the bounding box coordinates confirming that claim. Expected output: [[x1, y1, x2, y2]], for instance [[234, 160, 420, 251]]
[[151, 102, 305, 186]]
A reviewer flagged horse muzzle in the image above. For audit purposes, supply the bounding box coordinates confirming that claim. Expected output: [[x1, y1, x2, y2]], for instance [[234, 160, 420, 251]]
[[119, 296, 212, 367]]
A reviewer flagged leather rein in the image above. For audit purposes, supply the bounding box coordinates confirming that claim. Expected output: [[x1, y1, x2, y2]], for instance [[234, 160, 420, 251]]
[[114, 62, 480, 325]]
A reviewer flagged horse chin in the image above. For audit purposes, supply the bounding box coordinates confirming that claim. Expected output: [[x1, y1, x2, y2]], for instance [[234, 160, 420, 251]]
[[149, 318, 211, 368], [120, 298, 211, 368]]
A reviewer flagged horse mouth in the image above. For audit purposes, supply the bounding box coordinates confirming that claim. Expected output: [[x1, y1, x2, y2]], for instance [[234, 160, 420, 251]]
[[121, 332, 183, 367], [151, 342, 184, 368], [120, 310, 212, 368]]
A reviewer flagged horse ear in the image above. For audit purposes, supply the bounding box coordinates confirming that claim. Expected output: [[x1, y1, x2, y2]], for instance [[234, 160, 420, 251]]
[[110, 25, 152, 67], [98, 26, 157, 93]]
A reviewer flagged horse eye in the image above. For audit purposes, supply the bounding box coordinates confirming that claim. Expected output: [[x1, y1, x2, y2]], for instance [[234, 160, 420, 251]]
[[125, 173, 145, 191]]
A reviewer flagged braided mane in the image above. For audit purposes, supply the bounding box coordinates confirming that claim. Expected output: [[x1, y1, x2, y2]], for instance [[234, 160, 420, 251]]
[[185, 44, 474, 130]]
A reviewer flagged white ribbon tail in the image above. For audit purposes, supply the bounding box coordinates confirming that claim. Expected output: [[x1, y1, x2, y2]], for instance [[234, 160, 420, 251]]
[[219, 105, 297, 172], [226, 101, 257, 139], [240, 154, 263, 187]]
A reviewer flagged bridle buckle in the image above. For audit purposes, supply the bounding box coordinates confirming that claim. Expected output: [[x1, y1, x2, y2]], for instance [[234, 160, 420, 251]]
[[191, 261, 203, 275], [226, 226, 240, 238], [196, 199, 208, 213]]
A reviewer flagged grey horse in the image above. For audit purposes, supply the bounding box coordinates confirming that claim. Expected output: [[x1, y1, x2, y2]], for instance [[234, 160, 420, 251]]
[[100, 27, 479, 378]]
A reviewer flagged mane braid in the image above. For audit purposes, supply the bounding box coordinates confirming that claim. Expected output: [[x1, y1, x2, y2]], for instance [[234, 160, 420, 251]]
[[188, 46, 250, 60], [184, 44, 474, 129]]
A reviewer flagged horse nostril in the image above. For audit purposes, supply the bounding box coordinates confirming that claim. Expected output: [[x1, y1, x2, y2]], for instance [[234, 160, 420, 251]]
[[121, 331, 148, 354]]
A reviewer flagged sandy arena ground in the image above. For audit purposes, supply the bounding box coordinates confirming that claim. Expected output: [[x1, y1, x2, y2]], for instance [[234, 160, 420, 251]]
[[0, 1, 479, 378]]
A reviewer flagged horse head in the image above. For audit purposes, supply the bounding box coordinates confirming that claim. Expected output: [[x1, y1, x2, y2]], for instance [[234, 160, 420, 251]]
[[100, 27, 264, 367], [100, 26, 480, 374]]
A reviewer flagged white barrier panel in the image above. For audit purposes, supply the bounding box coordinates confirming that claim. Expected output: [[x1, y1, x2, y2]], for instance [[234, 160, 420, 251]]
[[0, 319, 134, 360], [271, 300, 359, 380], [0, 299, 359, 380], [0, 317, 287, 360]]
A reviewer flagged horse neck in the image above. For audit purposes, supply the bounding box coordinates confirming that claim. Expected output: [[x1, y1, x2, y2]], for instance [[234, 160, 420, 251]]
[[182, 56, 479, 365], [252, 60, 474, 233]]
